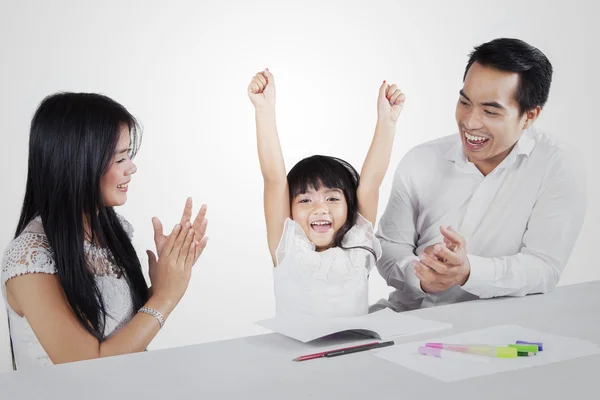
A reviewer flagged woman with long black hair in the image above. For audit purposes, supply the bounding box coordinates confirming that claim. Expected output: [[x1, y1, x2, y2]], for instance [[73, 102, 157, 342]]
[[1, 92, 208, 369]]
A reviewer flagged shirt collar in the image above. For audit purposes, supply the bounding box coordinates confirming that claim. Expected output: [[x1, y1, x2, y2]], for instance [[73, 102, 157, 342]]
[[443, 129, 536, 170]]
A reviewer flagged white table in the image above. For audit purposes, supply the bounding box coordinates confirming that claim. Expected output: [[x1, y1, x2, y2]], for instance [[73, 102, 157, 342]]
[[1, 281, 598, 399]]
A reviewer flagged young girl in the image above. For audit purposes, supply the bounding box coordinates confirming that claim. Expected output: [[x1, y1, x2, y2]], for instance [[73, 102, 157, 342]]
[[247, 69, 405, 318], [1, 92, 209, 369]]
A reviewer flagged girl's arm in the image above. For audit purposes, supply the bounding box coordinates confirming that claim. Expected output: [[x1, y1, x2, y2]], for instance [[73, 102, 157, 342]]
[[357, 81, 405, 226], [248, 70, 289, 264]]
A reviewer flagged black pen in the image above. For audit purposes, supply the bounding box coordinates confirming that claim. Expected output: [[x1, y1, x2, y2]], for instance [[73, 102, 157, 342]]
[[324, 341, 395, 358]]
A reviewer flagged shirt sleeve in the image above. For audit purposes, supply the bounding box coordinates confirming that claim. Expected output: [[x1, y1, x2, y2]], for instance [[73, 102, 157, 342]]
[[375, 151, 428, 303], [1, 232, 57, 305], [462, 146, 587, 298]]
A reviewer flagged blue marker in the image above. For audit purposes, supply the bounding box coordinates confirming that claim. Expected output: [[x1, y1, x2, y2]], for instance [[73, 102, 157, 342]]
[[516, 340, 543, 351]]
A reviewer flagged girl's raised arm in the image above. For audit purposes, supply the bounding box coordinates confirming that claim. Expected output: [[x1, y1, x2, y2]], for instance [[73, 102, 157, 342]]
[[357, 81, 405, 226], [248, 70, 290, 264]]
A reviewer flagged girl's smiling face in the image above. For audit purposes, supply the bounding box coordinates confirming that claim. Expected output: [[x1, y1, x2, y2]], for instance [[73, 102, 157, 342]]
[[291, 185, 348, 251]]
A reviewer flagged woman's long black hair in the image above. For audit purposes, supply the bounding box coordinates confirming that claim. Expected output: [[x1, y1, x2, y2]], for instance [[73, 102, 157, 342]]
[[15, 92, 149, 340], [287, 155, 376, 259]]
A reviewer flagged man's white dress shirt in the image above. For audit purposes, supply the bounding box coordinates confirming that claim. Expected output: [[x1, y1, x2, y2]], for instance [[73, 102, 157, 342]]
[[375, 129, 586, 311]]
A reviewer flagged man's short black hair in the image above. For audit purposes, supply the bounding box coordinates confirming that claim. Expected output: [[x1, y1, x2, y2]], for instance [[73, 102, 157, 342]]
[[464, 38, 553, 115]]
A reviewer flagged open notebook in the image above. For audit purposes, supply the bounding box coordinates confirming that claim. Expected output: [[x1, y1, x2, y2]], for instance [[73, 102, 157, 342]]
[[255, 308, 452, 343]]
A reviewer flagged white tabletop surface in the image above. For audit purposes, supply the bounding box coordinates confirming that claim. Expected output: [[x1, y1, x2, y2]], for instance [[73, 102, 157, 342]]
[[1, 280, 598, 400]]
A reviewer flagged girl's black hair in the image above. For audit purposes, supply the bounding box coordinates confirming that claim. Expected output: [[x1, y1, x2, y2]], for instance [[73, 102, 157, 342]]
[[287, 155, 376, 259], [15, 92, 149, 340]]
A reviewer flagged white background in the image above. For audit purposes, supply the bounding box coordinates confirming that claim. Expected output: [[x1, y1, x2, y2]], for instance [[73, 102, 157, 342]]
[[1, 0, 598, 373]]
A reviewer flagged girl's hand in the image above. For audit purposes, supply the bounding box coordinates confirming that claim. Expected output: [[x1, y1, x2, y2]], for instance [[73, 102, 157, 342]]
[[248, 69, 276, 109], [377, 81, 405, 123]]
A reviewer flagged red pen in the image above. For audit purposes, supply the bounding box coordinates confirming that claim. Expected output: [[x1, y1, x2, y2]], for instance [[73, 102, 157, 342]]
[[293, 341, 393, 362]]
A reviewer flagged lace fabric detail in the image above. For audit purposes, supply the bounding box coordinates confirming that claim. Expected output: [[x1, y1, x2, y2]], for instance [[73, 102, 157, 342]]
[[116, 213, 134, 239], [84, 243, 123, 278], [85, 213, 134, 278], [1, 215, 136, 370], [1, 227, 57, 285], [95, 275, 135, 338], [2, 215, 136, 281]]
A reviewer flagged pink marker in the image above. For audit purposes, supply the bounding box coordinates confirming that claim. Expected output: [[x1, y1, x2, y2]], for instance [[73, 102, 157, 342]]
[[418, 346, 491, 363]]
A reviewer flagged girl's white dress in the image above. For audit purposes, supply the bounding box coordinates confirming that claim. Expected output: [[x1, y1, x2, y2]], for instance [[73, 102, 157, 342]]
[[273, 214, 382, 318]]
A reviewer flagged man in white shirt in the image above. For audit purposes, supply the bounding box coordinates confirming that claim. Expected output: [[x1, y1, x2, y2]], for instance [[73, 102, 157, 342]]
[[375, 38, 586, 311]]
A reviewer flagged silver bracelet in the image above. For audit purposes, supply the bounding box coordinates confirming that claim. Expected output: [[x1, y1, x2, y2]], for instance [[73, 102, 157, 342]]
[[138, 307, 165, 329]]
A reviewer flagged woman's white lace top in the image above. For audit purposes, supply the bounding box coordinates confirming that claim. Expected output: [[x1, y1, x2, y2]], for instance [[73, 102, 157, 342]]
[[1, 216, 137, 370], [273, 213, 382, 318]]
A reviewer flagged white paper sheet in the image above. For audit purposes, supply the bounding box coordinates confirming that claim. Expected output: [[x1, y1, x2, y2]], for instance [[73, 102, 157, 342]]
[[255, 308, 452, 343], [374, 324, 600, 382]]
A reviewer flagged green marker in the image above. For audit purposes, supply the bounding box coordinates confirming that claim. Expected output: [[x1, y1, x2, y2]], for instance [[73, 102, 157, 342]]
[[509, 344, 539, 354], [517, 351, 536, 357]]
